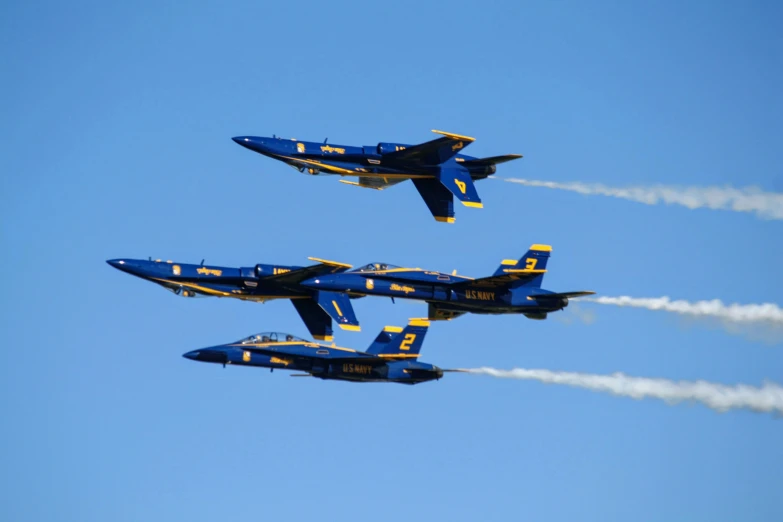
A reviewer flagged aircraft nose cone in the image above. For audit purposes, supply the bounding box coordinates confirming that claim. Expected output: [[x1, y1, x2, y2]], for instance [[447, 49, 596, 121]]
[[183, 348, 227, 364], [232, 136, 264, 150], [106, 259, 136, 274]]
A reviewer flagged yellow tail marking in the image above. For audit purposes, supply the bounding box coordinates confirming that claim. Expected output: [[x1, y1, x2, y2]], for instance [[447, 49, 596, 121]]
[[408, 318, 430, 327], [384, 326, 404, 333], [332, 300, 343, 316], [455, 179, 467, 194], [339, 324, 361, 332], [500, 259, 517, 266], [462, 201, 483, 209], [399, 333, 416, 351], [431, 129, 476, 142], [434, 216, 455, 223], [530, 244, 553, 252]]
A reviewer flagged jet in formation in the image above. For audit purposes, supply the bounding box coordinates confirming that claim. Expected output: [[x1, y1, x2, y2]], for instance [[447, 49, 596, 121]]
[[302, 244, 594, 321], [106, 256, 358, 341], [232, 129, 522, 223], [107, 244, 593, 339], [183, 319, 457, 385]]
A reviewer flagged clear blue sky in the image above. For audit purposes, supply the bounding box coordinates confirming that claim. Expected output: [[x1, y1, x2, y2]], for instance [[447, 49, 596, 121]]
[[2, 1, 782, 521]]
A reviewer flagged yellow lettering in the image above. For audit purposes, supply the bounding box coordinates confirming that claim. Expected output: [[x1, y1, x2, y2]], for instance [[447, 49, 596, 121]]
[[400, 333, 416, 351], [273, 267, 291, 275], [465, 290, 495, 301], [390, 283, 415, 294], [197, 267, 222, 276], [525, 258, 537, 270], [454, 179, 467, 194], [320, 145, 345, 154]]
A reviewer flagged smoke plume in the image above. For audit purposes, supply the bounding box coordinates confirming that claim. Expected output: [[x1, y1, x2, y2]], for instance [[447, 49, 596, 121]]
[[581, 296, 783, 325], [466, 367, 783, 415], [503, 178, 783, 220]]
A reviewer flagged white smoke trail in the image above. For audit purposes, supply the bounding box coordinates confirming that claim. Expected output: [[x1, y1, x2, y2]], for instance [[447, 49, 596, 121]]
[[581, 296, 783, 325], [466, 367, 783, 415], [502, 178, 783, 220]]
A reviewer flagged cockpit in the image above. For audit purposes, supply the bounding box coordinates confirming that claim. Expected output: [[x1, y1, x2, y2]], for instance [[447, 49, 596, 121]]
[[237, 332, 308, 344], [352, 262, 401, 273]]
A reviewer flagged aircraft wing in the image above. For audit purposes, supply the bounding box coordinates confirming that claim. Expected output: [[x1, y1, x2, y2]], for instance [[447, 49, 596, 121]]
[[339, 176, 407, 190], [265, 258, 353, 286], [384, 130, 475, 166]]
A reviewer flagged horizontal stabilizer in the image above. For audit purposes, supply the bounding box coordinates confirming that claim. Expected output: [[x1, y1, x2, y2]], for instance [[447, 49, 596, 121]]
[[428, 303, 466, 321], [461, 154, 523, 167], [529, 291, 596, 299]]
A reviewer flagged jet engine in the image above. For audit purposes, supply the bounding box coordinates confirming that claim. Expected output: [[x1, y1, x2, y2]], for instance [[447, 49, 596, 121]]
[[376, 142, 409, 155]]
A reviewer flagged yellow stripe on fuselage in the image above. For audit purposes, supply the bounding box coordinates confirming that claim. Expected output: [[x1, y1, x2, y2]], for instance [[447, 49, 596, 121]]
[[276, 154, 430, 178]]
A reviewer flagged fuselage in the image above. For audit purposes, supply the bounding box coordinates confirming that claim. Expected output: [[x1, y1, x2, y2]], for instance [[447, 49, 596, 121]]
[[183, 336, 443, 385], [232, 136, 495, 178], [300, 267, 569, 316], [106, 258, 308, 301]]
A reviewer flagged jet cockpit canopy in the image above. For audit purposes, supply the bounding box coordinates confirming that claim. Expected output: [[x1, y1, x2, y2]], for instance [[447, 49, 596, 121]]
[[238, 332, 308, 344], [352, 262, 401, 273]]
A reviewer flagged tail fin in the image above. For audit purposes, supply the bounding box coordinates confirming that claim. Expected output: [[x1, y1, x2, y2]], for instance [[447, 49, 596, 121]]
[[492, 244, 551, 288], [313, 290, 360, 332], [437, 166, 483, 208], [366, 319, 429, 358]]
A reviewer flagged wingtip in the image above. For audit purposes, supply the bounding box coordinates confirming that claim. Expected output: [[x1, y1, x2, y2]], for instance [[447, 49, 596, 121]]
[[339, 324, 361, 332], [307, 257, 353, 269], [431, 129, 476, 142]]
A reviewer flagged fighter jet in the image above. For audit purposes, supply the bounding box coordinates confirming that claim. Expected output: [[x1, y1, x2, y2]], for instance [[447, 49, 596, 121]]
[[232, 129, 522, 223], [183, 319, 455, 385], [106, 256, 360, 341], [299, 244, 595, 321]]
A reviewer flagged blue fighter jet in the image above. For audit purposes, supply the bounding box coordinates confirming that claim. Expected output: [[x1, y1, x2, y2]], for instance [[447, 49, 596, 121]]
[[183, 319, 454, 385], [232, 129, 522, 223], [106, 256, 360, 341], [299, 244, 595, 321]]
